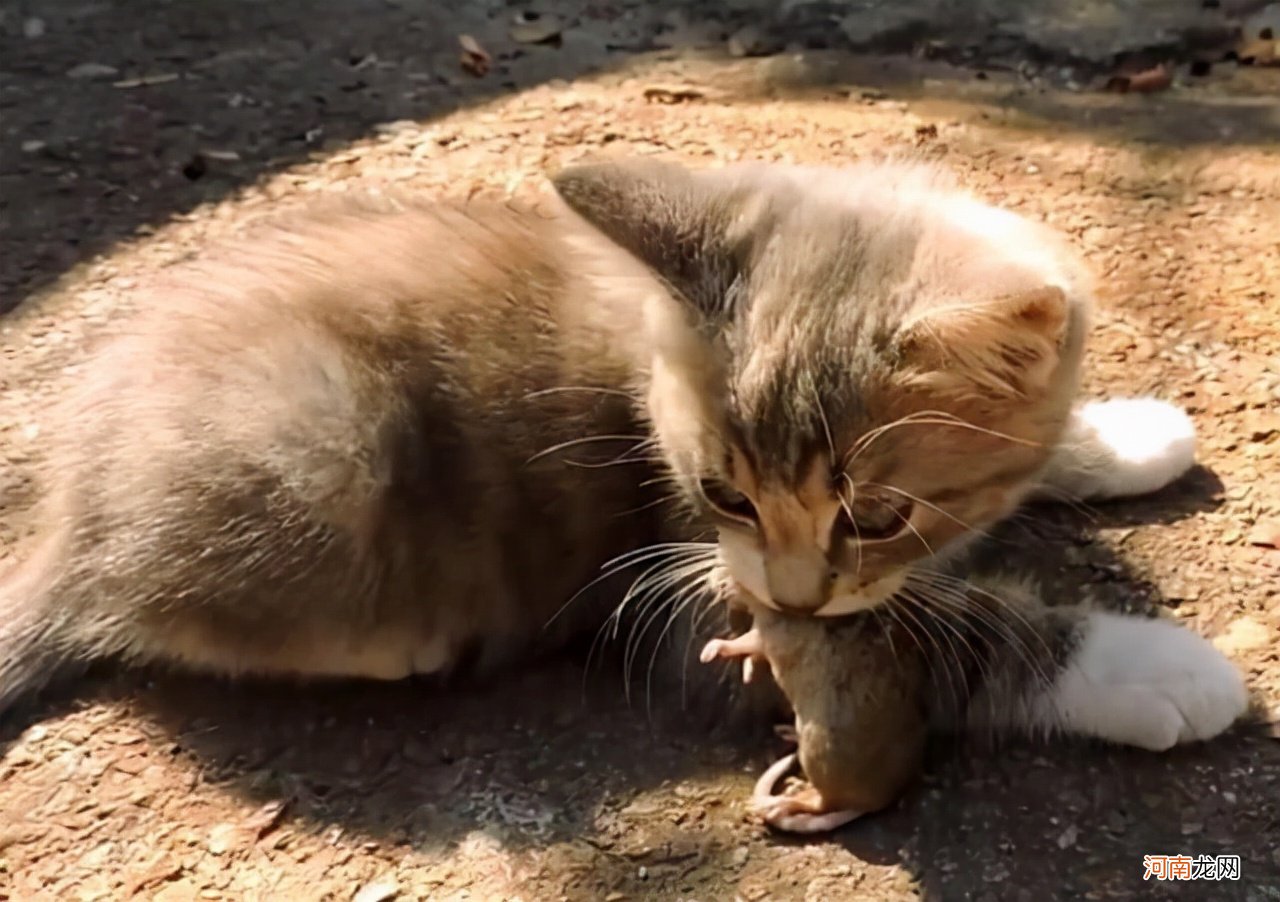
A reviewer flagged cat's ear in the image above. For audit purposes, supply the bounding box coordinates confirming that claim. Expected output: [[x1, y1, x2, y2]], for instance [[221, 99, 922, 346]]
[[551, 159, 748, 319], [897, 286, 1073, 398]]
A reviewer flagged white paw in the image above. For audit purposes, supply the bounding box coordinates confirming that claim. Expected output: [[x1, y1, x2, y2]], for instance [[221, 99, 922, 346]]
[[1037, 612, 1248, 751], [1043, 398, 1196, 501]]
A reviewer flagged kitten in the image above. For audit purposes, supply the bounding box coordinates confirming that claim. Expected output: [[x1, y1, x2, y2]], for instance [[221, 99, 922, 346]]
[[0, 159, 1245, 754]]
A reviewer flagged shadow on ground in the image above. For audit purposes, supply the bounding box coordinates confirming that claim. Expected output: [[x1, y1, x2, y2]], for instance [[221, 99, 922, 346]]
[[3, 0, 1277, 314], [3, 470, 1272, 898]]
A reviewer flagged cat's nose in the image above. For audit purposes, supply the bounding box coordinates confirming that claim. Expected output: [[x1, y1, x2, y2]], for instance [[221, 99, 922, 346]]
[[764, 553, 828, 613]]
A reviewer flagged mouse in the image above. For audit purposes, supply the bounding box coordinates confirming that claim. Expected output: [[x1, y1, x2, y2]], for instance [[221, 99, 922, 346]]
[[701, 605, 928, 834]]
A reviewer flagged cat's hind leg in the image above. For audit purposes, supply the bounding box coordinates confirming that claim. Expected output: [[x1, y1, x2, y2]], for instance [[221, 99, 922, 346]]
[[1037, 398, 1197, 501]]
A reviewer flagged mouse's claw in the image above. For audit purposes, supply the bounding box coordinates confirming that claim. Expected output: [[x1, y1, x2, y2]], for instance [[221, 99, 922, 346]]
[[750, 752, 863, 835]]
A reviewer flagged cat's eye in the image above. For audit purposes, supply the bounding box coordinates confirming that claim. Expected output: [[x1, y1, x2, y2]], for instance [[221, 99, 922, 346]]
[[839, 491, 913, 542], [699, 478, 757, 524]]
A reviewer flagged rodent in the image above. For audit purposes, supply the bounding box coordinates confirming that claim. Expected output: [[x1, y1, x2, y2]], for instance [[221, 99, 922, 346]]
[[701, 604, 928, 833]]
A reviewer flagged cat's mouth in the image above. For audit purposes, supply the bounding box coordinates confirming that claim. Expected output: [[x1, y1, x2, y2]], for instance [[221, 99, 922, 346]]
[[718, 530, 911, 617], [814, 571, 907, 617]]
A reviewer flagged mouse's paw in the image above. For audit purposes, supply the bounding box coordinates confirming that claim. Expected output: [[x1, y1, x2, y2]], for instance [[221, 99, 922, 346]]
[[698, 628, 763, 665], [749, 753, 863, 834], [773, 723, 798, 745]]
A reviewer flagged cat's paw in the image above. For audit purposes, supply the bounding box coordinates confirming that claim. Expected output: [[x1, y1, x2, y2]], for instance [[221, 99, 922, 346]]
[[1041, 612, 1248, 751], [1040, 398, 1196, 501]]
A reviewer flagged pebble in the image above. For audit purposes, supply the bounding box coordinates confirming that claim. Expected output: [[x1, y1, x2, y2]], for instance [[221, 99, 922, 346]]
[[353, 879, 399, 902], [65, 63, 119, 80]]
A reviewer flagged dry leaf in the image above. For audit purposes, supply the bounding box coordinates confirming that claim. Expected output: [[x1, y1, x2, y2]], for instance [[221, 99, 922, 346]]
[[125, 860, 183, 898], [244, 798, 290, 840], [458, 34, 491, 78], [113, 73, 180, 89], [914, 123, 939, 143], [642, 85, 704, 104], [1104, 63, 1172, 94]]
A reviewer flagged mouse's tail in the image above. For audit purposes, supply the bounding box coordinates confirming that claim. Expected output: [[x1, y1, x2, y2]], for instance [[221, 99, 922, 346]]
[[0, 528, 79, 715]]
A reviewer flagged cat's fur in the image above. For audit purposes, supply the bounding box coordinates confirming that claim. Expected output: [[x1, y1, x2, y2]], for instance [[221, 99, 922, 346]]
[[0, 159, 1246, 753]]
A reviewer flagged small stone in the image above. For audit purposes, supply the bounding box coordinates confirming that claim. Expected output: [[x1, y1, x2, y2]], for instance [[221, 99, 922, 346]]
[[732, 846, 750, 867], [510, 11, 562, 45], [353, 879, 398, 902], [1056, 824, 1079, 849], [1213, 616, 1271, 654], [207, 823, 236, 855], [727, 25, 775, 57], [66, 63, 119, 80], [1247, 522, 1280, 549], [1181, 821, 1203, 835], [23, 17, 46, 38], [20, 139, 47, 154]]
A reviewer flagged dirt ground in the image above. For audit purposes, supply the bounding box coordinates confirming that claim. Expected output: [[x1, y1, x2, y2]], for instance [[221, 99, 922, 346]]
[[2, 2, 1280, 900]]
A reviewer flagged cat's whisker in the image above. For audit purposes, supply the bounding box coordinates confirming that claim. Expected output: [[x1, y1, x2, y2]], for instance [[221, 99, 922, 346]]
[[886, 594, 964, 717], [621, 556, 719, 703], [584, 549, 711, 678], [899, 587, 1002, 689], [873, 495, 935, 556], [865, 482, 989, 540], [523, 385, 638, 402], [613, 491, 687, 520], [868, 608, 911, 681], [906, 572, 1056, 687], [897, 589, 973, 711], [644, 573, 718, 718], [838, 473, 865, 575], [612, 550, 719, 642], [679, 589, 724, 710], [563, 439, 663, 470], [841, 409, 1041, 473], [841, 409, 945, 471], [923, 589, 1056, 693], [545, 542, 714, 630], [525, 433, 651, 466], [1028, 482, 1102, 522], [813, 382, 838, 469], [879, 605, 928, 672]]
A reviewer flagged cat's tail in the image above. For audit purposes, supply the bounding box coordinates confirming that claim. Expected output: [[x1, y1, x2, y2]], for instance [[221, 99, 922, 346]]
[[0, 528, 79, 716]]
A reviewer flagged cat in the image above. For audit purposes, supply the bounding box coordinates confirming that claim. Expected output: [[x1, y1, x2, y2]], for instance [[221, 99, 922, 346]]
[[0, 158, 1246, 755]]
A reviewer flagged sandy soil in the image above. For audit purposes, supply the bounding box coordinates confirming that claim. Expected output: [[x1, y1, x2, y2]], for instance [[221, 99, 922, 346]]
[[2, 2, 1279, 900]]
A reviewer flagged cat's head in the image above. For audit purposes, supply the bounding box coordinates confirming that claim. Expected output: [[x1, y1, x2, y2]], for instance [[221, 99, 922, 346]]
[[553, 158, 1091, 616]]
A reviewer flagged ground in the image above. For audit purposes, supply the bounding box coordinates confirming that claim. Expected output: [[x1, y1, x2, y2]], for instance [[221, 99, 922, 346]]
[[2, 1, 1280, 900]]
